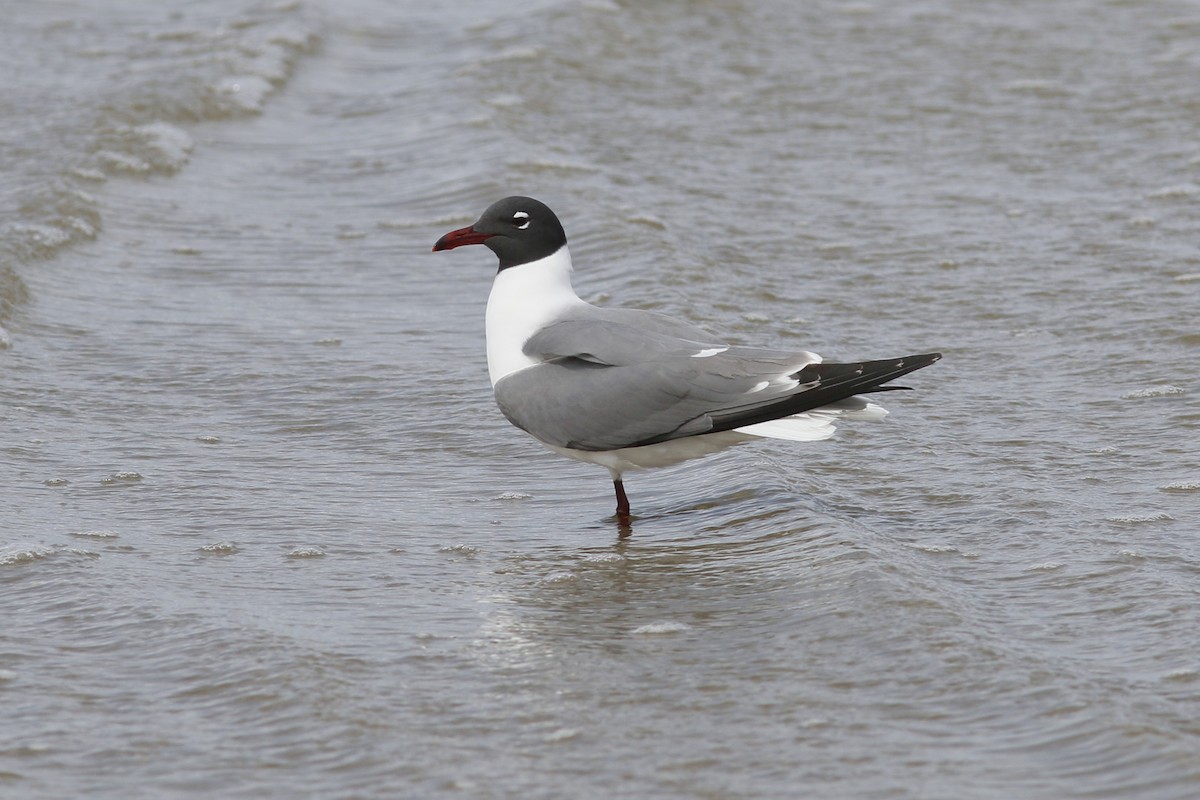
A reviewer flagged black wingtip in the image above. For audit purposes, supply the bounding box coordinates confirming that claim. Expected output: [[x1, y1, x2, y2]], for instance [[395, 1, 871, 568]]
[[707, 350, 943, 434], [793, 351, 942, 389], [904, 352, 943, 367]]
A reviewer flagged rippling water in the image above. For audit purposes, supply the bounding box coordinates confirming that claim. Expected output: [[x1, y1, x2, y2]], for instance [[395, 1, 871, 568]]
[[3, 1, 1199, 797]]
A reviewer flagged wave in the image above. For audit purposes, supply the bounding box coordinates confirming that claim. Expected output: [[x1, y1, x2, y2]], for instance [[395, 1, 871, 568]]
[[0, 1, 321, 333]]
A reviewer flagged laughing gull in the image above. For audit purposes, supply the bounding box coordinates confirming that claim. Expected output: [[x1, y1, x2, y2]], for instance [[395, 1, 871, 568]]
[[433, 196, 941, 523]]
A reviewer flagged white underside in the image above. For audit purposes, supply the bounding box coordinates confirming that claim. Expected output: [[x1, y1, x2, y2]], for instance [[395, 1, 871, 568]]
[[546, 430, 756, 477], [734, 400, 888, 441], [546, 402, 889, 479]]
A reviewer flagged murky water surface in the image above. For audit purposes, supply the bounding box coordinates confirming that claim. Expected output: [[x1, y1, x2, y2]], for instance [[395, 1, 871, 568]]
[[3, 1, 1198, 797]]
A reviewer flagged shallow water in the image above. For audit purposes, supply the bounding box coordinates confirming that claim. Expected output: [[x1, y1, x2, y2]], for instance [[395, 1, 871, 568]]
[[3, 1, 1199, 798]]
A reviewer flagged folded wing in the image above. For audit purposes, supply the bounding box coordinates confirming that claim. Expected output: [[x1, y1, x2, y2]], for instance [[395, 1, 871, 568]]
[[494, 307, 940, 452]]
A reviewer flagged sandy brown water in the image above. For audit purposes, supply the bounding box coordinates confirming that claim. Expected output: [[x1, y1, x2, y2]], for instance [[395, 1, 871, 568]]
[[3, 1, 1199, 797]]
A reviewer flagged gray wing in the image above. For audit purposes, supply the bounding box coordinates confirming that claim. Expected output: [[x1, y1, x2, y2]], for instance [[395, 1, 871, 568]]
[[521, 306, 728, 365], [495, 306, 824, 451]]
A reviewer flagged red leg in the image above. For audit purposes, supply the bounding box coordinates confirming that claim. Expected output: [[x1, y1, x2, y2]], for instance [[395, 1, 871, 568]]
[[613, 478, 631, 521]]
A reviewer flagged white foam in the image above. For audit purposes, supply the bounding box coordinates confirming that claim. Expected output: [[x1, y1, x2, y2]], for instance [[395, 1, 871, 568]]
[[1123, 385, 1185, 399], [509, 158, 599, 174], [581, 552, 625, 564], [133, 121, 194, 171], [9, 223, 72, 251], [1003, 79, 1070, 96], [97, 150, 151, 174], [632, 621, 691, 635], [543, 728, 580, 743], [215, 74, 273, 113], [490, 45, 543, 62], [1106, 512, 1173, 524], [0, 545, 55, 565], [1148, 183, 1199, 199], [907, 543, 960, 555], [101, 471, 143, 485]]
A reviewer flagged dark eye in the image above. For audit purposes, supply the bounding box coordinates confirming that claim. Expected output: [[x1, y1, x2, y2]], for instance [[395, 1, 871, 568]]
[[512, 211, 530, 230]]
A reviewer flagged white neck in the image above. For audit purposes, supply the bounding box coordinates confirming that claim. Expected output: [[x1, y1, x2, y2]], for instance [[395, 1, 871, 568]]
[[485, 245, 587, 386]]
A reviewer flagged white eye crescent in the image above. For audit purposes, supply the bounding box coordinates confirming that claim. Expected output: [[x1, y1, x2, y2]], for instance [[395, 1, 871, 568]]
[[513, 211, 530, 230]]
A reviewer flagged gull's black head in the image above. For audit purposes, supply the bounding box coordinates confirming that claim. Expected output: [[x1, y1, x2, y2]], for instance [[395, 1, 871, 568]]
[[432, 196, 567, 270]]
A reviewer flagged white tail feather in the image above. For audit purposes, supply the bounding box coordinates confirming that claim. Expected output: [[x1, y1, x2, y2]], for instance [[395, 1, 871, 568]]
[[734, 400, 890, 442]]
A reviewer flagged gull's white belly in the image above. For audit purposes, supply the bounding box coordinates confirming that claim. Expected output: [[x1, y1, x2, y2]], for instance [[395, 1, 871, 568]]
[[545, 430, 757, 477]]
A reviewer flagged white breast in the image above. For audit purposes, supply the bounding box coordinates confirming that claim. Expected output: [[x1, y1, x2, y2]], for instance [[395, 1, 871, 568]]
[[485, 245, 588, 386]]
